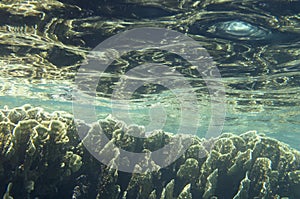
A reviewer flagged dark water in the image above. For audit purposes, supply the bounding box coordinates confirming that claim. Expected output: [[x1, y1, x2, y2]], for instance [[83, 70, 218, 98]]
[[0, 0, 299, 149]]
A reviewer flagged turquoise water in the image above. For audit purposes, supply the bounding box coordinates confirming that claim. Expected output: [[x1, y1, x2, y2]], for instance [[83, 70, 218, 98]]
[[1, 1, 300, 198], [0, 0, 300, 150]]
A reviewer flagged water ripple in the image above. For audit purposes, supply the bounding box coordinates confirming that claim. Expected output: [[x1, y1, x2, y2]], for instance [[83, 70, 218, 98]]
[[0, 0, 300, 145]]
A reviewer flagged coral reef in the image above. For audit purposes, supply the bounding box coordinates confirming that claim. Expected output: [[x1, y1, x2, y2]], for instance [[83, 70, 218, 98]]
[[86, 121, 300, 199], [0, 104, 83, 198], [1, 105, 300, 198]]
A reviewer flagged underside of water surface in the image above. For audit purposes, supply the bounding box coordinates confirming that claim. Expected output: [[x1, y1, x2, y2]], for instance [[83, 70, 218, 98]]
[[0, 0, 300, 198]]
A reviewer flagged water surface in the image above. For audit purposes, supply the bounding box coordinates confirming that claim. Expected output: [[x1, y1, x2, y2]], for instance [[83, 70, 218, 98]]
[[0, 0, 299, 149]]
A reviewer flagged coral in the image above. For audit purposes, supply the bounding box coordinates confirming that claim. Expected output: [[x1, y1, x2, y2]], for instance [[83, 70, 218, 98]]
[[176, 158, 199, 186], [1, 105, 300, 199], [202, 168, 218, 199], [178, 183, 192, 199], [64, 151, 83, 174], [81, 119, 300, 199], [160, 179, 174, 199], [2, 183, 13, 199], [232, 172, 250, 199], [0, 105, 83, 198]]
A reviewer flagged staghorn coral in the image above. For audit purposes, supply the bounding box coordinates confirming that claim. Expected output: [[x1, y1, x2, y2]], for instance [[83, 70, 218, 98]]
[[1, 105, 300, 199]]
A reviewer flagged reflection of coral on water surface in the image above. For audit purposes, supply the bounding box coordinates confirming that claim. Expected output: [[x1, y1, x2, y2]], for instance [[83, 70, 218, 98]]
[[1, 105, 300, 198]]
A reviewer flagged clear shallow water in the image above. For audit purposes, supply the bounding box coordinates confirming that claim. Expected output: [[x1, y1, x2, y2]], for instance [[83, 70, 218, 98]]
[[0, 0, 300, 149]]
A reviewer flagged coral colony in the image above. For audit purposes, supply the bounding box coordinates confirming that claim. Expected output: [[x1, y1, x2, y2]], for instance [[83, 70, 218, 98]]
[[1, 105, 300, 198]]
